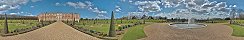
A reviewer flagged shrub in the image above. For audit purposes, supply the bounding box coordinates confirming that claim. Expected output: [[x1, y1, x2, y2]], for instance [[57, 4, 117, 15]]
[[134, 23, 138, 25], [13, 29, 20, 32], [125, 26, 128, 28], [122, 26, 126, 29], [103, 34, 107, 37], [90, 30, 96, 33], [128, 25, 132, 27], [0, 29, 2, 33], [98, 32, 104, 36], [118, 27, 122, 31]]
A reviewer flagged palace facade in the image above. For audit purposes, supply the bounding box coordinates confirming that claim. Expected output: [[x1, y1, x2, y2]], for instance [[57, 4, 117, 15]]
[[38, 12, 80, 22]]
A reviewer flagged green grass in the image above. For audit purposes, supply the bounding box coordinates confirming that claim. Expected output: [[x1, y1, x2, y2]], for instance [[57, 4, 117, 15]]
[[205, 20, 228, 23], [145, 19, 166, 23], [0, 20, 39, 32], [76, 24, 111, 34], [235, 20, 244, 24], [75, 19, 161, 37], [75, 23, 132, 34], [75, 19, 141, 34], [230, 25, 244, 37], [121, 24, 149, 40]]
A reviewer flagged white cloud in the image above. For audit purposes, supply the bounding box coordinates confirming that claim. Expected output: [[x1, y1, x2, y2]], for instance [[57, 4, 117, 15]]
[[215, 2, 227, 8], [135, 1, 161, 12], [10, 13, 18, 15], [0, 5, 9, 11], [123, 0, 234, 19], [31, 0, 41, 2], [30, 6, 34, 8], [128, 12, 148, 16], [66, 2, 88, 9], [162, 0, 184, 8], [20, 11, 24, 13], [66, 1, 108, 18], [155, 8, 231, 19], [25, 14, 35, 16], [66, 1, 92, 9], [66, 1, 107, 14], [55, 2, 60, 6], [67, 2, 76, 7], [120, 0, 126, 2], [129, 0, 133, 3], [0, 0, 29, 12], [233, 5, 237, 7], [0, 0, 29, 5], [201, 1, 217, 9], [85, 1, 92, 6], [89, 7, 107, 14], [115, 5, 121, 12]]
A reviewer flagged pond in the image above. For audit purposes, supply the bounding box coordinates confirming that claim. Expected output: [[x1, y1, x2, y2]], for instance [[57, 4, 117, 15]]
[[169, 23, 206, 29]]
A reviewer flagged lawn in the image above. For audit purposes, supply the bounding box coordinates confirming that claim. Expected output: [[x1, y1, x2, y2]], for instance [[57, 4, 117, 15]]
[[230, 25, 244, 37], [73, 19, 159, 39], [76, 23, 132, 33], [75, 23, 114, 34], [121, 24, 149, 40], [235, 20, 244, 24], [0, 20, 39, 32], [145, 19, 166, 23]]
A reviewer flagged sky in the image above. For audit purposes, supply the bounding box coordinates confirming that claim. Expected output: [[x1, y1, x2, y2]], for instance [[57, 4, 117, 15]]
[[0, 0, 244, 19]]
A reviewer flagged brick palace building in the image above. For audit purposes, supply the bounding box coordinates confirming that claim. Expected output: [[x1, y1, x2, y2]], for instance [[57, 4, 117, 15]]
[[38, 12, 80, 22]]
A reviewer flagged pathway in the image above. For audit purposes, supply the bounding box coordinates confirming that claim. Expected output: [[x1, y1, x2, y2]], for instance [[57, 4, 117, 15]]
[[141, 23, 244, 40], [0, 21, 100, 40]]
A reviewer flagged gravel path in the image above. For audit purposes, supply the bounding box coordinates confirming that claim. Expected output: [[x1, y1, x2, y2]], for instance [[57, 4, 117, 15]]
[[0, 21, 100, 40], [141, 23, 244, 40]]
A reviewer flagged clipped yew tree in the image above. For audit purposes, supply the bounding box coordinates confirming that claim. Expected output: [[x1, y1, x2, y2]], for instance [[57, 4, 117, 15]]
[[3, 13, 9, 34], [108, 11, 116, 37], [142, 14, 147, 24]]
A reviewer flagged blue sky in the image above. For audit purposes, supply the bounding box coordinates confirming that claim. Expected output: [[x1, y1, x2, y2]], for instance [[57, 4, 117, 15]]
[[1, 0, 244, 19]]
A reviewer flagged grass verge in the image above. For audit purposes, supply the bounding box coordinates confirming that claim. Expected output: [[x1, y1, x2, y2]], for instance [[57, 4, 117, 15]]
[[230, 25, 244, 37], [121, 24, 149, 40]]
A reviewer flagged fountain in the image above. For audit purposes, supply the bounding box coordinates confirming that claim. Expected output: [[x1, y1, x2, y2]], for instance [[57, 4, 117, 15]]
[[169, 18, 207, 29]]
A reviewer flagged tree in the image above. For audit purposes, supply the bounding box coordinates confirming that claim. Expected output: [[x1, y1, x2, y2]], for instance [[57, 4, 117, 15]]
[[159, 16, 167, 20], [224, 18, 231, 20], [80, 18, 84, 20], [141, 15, 147, 19], [148, 16, 154, 19], [121, 16, 128, 19], [120, 18, 123, 23], [3, 13, 9, 34], [93, 19, 96, 24], [131, 16, 137, 19], [141, 15, 147, 24], [108, 11, 116, 37]]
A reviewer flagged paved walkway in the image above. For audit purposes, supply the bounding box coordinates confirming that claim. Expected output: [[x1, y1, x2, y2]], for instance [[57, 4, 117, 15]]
[[141, 23, 244, 40], [0, 21, 100, 40]]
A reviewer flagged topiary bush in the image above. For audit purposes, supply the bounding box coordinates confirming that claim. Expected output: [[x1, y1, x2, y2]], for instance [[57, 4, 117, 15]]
[[118, 27, 122, 31]]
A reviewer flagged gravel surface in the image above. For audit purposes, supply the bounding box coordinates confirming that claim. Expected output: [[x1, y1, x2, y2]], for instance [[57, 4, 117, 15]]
[[0, 21, 100, 40], [141, 23, 244, 40]]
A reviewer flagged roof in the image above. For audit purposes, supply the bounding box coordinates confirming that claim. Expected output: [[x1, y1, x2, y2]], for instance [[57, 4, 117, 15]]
[[41, 12, 78, 14]]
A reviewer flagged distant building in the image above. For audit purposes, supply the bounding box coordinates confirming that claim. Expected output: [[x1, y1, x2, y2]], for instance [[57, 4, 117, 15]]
[[38, 12, 80, 22]]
